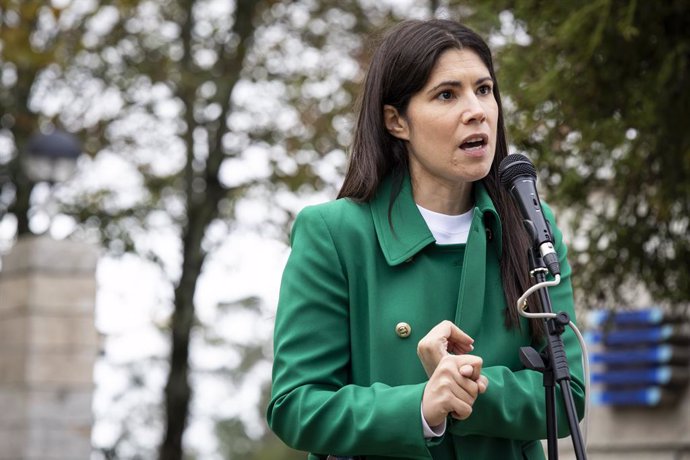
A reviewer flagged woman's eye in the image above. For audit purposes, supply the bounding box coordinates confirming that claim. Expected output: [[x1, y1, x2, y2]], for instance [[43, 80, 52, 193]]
[[478, 85, 493, 95], [437, 90, 453, 100]]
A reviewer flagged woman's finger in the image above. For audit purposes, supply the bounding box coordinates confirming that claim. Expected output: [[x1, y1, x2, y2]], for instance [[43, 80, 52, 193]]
[[442, 321, 475, 353], [455, 355, 483, 381], [477, 375, 489, 394], [418, 321, 475, 377]]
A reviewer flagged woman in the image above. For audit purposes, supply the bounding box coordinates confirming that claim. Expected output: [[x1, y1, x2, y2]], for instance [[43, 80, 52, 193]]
[[266, 19, 585, 460]]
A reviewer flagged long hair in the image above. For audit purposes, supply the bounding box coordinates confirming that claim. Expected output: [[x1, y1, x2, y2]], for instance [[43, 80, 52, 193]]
[[338, 19, 543, 339]]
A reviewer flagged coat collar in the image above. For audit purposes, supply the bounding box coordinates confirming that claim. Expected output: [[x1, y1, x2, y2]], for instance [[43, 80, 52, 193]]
[[370, 173, 503, 266]]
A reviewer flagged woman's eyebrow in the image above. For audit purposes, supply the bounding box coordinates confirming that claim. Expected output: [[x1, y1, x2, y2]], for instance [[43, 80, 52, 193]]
[[425, 76, 493, 95]]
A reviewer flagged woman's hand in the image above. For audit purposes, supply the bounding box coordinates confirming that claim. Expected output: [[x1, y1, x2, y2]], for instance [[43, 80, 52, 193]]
[[417, 320, 475, 377], [421, 354, 488, 427]]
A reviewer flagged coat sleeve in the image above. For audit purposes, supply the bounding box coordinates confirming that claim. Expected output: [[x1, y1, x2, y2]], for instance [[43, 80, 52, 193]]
[[449, 203, 586, 440], [266, 205, 435, 459]]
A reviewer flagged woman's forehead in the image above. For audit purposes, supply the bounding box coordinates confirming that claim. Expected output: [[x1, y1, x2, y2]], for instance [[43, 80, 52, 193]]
[[423, 48, 491, 86]]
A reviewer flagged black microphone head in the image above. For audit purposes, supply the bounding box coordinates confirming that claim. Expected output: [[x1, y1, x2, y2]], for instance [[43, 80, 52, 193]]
[[499, 154, 537, 188]]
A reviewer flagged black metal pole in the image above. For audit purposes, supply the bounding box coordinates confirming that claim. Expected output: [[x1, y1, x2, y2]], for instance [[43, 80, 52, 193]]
[[561, 380, 587, 459], [544, 369, 558, 459], [526, 249, 587, 460]]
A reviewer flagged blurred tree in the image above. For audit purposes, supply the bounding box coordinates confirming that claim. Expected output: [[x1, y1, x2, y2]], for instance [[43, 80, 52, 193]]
[[451, 0, 690, 307]]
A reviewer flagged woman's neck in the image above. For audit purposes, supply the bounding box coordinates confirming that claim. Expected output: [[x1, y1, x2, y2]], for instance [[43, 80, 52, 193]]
[[411, 177, 474, 215]]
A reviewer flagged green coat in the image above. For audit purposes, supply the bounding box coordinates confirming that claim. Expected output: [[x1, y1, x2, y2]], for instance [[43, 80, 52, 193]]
[[267, 175, 585, 460]]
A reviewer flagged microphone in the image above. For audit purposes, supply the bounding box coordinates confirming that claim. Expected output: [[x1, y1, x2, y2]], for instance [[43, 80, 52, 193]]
[[498, 154, 560, 276]]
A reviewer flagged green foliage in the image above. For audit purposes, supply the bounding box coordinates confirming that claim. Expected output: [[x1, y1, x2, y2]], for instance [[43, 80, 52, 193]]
[[456, 0, 690, 307]]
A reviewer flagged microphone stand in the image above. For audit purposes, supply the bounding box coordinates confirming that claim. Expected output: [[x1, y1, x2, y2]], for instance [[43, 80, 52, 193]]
[[519, 249, 587, 460]]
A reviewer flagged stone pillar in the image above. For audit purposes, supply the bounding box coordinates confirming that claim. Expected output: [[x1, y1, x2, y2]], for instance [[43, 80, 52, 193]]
[[0, 236, 99, 460]]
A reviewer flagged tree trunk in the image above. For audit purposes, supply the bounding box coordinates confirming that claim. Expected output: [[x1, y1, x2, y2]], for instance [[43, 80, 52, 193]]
[[158, 1, 260, 458], [159, 201, 213, 460]]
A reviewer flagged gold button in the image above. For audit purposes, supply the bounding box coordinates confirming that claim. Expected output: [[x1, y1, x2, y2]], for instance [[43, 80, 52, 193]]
[[395, 322, 411, 338]]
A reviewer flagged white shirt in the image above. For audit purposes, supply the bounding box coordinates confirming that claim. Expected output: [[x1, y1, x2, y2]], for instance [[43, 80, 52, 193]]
[[417, 204, 473, 245]]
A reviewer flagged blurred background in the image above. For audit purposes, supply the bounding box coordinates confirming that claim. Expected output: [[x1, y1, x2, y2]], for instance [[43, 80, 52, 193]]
[[0, 0, 688, 459]]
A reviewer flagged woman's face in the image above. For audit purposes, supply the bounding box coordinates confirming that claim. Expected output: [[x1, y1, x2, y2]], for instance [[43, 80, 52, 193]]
[[385, 48, 499, 195]]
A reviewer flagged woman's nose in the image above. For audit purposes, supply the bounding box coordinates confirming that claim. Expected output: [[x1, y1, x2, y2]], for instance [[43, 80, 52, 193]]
[[461, 95, 487, 124]]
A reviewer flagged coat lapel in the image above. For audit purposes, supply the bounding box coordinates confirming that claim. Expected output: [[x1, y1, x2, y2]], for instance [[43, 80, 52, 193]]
[[454, 182, 501, 333], [370, 174, 435, 266], [454, 208, 487, 331]]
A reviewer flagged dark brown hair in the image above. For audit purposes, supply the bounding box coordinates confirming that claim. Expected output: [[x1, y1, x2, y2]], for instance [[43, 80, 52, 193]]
[[338, 19, 543, 338]]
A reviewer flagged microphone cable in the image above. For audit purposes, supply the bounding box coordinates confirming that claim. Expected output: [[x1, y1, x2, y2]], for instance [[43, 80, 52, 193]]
[[516, 274, 591, 449]]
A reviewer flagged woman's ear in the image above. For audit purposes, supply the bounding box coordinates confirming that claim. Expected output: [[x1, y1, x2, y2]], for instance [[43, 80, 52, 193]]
[[383, 105, 409, 141]]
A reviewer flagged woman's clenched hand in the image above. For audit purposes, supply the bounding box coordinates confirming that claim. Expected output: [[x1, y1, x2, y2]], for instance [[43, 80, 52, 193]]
[[421, 354, 488, 427]]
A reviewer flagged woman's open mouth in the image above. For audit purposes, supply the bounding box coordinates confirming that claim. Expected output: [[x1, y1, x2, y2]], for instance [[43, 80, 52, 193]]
[[459, 134, 488, 153]]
